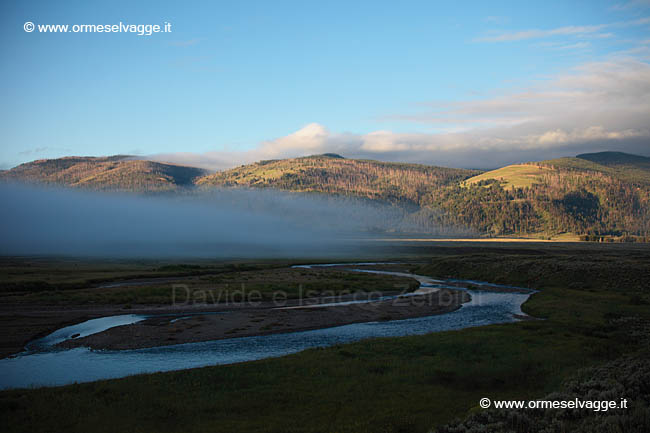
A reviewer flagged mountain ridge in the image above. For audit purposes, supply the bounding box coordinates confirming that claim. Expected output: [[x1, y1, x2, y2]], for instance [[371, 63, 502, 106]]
[[197, 154, 480, 206], [2, 151, 649, 238], [0, 156, 207, 192]]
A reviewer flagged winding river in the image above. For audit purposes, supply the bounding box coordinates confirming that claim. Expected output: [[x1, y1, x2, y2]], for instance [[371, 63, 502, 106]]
[[0, 265, 534, 390]]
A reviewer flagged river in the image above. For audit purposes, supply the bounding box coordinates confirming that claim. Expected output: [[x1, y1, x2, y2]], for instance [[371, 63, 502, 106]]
[[0, 264, 533, 390]]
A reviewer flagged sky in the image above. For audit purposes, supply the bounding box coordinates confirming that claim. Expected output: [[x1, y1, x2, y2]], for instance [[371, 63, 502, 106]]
[[1, 0, 649, 170]]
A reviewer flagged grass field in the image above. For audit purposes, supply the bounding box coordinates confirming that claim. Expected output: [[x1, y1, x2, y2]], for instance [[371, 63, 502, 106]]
[[463, 164, 551, 190], [1, 243, 649, 432], [0, 260, 418, 305]]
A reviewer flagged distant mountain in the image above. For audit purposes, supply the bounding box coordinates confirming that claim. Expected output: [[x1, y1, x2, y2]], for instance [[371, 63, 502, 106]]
[[465, 152, 650, 189], [197, 154, 479, 206], [198, 153, 650, 237], [3, 151, 649, 238], [577, 151, 650, 169], [0, 156, 207, 192], [458, 153, 650, 236]]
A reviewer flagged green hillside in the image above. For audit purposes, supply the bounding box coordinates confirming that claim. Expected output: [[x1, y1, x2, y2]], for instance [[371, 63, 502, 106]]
[[454, 152, 650, 237], [202, 152, 650, 238], [463, 164, 552, 190], [197, 154, 480, 206], [3, 152, 649, 238], [577, 151, 650, 170], [0, 156, 207, 192], [464, 152, 650, 190]]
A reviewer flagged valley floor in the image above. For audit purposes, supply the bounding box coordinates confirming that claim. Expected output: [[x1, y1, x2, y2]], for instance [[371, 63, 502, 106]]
[[1, 242, 649, 432], [56, 287, 469, 352]]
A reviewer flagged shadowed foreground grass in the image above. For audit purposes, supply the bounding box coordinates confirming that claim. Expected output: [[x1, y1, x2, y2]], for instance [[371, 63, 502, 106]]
[[1, 247, 649, 432], [0, 258, 419, 305]]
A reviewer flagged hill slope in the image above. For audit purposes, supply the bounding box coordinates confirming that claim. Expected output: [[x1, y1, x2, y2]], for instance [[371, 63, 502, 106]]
[[200, 152, 650, 237], [463, 164, 553, 190], [465, 152, 650, 190], [197, 154, 480, 206], [577, 151, 650, 170], [3, 152, 649, 237], [456, 152, 650, 236], [0, 156, 207, 192]]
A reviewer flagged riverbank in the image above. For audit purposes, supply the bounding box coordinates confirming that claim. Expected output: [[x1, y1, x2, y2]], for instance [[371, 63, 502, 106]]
[[0, 303, 236, 358], [0, 261, 421, 358], [3, 281, 648, 432], [3, 259, 529, 357], [2, 243, 649, 432], [57, 289, 469, 351]]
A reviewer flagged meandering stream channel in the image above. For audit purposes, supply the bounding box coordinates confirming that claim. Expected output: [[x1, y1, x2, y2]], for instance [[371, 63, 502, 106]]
[[0, 264, 534, 390]]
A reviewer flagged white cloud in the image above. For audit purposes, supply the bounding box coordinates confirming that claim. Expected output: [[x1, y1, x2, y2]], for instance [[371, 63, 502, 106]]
[[475, 17, 650, 42], [18, 146, 73, 156], [527, 126, 647, 148], [476, 25, 608, 42], [259, 123, 330, 154], [149, 59, 650, 170], [536, 41, 591, 51]]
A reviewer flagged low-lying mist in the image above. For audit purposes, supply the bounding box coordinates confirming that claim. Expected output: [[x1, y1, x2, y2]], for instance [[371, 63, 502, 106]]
[[0, 184, 468, 258]]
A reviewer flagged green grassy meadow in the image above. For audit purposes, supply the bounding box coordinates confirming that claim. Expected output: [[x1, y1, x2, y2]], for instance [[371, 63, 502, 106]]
[[463, 164, 551, 189]]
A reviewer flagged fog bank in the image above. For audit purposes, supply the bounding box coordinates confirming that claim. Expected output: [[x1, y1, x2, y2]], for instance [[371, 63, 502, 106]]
[[0, 184, 457, 258]]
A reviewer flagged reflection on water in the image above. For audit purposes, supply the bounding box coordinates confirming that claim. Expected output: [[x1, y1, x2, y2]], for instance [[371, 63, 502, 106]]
[[27, 315, 147, 351], [0, 266, 533, 390]]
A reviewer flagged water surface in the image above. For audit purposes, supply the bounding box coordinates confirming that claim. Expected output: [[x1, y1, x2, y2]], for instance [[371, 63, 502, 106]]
[[0, 265, 533, 390]]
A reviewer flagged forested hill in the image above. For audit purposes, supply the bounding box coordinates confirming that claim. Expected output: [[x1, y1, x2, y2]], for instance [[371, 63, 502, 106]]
[[577, 151, 650, 171], [457, 152, 650, 237], [0, 156, 207, 192], [199, 152, 650, 238], [196, 154, 480, 206], [2, 151, 649, 238]]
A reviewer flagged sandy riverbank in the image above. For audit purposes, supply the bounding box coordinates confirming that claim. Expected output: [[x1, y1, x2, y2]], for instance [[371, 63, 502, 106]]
[[0, 303, 231, 358], [58, 289, 470, 351]]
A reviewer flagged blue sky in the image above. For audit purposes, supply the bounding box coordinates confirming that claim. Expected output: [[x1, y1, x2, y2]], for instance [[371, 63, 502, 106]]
[[1, 0, 649, 169]]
